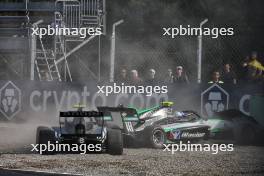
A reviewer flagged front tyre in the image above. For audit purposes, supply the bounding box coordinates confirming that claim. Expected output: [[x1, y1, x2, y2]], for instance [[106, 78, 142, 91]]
[[150, 127, 166, 149]]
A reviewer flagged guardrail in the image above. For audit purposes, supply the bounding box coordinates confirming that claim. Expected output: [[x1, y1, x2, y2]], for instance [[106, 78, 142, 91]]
[[0, 2, 60, 12]]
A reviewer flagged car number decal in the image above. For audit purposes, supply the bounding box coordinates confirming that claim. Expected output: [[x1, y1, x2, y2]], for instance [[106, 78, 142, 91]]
[[125, 122, 134, 132]]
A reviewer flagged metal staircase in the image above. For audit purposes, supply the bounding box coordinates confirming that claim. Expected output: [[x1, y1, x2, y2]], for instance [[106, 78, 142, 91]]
[[54, 11, 72, 81], [35, 49, 61, 81], [30, 16, 61, 81], [32, 0, 105, 82]]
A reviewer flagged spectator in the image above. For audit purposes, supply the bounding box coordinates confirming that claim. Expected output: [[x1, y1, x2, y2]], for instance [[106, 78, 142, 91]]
[[173, 66, 189, 84], [164, 69, 174, 84], [130, 70, 143, 85], [240, 56, 250, 81], [208, 71, 224, 84], [221, 63, 237, 84], [116, 68, 128, 84], [248, 52, 264, 80], [241, 52, 264, 82], [249, 52, 264, 70], [145, 69, 158, 85]]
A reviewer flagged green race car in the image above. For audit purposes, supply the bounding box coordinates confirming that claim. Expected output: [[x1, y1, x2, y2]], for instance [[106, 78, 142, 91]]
[[98, 102, 210, 148]]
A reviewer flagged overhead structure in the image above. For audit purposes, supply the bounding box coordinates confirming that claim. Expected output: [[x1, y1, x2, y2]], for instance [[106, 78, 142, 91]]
[[31, 0, 106, 82]]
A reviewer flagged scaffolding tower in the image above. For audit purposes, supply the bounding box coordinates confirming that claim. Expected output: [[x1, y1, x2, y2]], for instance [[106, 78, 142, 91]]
[[31, 0, 106, 82]]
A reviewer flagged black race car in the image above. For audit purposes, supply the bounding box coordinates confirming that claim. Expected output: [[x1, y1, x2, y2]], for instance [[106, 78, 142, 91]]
[[36, 105, 124, 155]]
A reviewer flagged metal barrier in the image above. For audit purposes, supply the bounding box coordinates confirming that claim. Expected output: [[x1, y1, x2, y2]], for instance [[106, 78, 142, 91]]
[[52, 0, 105, 82], [55, 0, 105, 28], [55, 0, 81, 29], [0, 0, 105, 82], [80, 0, 105, 29], [81, 0, 99, 16]]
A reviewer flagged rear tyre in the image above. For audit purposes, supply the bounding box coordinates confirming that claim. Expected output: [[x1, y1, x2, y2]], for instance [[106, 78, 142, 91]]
[[107, 128, 123, 155], [36, 126, 56, 155]]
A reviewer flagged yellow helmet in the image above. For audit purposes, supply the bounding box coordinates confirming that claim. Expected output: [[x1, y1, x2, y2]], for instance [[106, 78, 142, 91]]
[[161, 101, 174, 107], [73, 104, 86, 109]]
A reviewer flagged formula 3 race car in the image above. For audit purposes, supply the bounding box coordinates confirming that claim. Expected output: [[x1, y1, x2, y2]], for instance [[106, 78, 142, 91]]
[[98, 102, 210, 149], [36, 105, 123, 155]]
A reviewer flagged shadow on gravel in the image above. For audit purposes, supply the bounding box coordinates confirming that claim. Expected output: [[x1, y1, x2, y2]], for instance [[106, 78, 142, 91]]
[[0, 168, 82, 176]]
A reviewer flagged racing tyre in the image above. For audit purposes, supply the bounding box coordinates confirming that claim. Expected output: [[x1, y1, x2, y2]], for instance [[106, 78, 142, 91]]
[[107, 128, 123, 155], [36, 126, 56, 155], [149, 127, 166, 149]]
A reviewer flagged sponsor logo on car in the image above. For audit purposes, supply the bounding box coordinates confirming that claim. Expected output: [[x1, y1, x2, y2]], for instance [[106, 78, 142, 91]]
[[125, 122, 134, 132], [181, 132, 205, 138], [121, 112, 127, 117], [172, 130, 182, 139], [172, 130, 205, 139]]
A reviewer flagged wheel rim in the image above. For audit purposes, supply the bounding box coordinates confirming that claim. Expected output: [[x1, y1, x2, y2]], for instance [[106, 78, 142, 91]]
[[153, 129, 165, 146]]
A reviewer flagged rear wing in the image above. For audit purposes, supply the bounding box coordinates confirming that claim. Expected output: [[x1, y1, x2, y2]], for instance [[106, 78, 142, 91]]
[[97, 106, 139, 122], [97, 106, 140, 133], [60, 111, 103, 117], [59, 111, 105, 135]]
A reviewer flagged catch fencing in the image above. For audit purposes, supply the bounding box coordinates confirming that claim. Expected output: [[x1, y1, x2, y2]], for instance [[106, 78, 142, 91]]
[[114, 34, 254, 82]]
